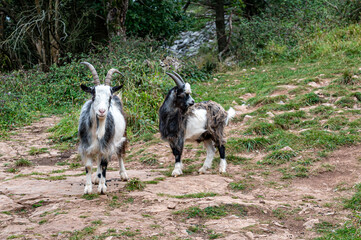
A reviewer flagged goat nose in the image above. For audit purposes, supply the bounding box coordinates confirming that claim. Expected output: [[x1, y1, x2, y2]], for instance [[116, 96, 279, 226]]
[[190, 100, 195, 106], [99, 109, 106, 114]]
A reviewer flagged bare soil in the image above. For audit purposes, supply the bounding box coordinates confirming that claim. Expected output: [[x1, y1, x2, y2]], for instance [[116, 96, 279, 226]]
[[0, 114, 360, 240]]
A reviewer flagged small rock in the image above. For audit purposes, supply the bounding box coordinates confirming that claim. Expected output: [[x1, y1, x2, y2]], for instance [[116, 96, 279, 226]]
[[251, 67, 256, 71], [243, 115, 253, 122], [245, 231, 254, 239], [319, 74, 325, 77], [352, 75, 359, 79], [242, 69, 247, 72], [273, 221, 286, 228], [279, 101, 285, 104], [213, 78, 218, 81], [167, 203, 177, 209], [259, 200, 266, 204], [262, 69, 266, 72], [303, 219, 319, 230], [232, 100, 237, 104], [290, 67, 297, 71], [266, 112, 275, 118], [280, 146, 294, 152]]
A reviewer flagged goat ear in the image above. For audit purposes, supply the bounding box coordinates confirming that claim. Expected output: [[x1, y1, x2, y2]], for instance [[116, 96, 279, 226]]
[[111, 85, 123, 94], [80, 84, 93, 94]]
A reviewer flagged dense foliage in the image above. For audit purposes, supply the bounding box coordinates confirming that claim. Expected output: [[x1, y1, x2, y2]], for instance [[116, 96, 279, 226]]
[[126, 0, 190, 40]]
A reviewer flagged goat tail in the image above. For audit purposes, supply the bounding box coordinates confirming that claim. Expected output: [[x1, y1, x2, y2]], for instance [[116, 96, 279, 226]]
[[225, 107, 236, 126]]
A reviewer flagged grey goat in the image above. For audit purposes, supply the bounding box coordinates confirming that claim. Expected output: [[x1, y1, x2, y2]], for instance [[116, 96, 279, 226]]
[[159, 72, 235, 177]]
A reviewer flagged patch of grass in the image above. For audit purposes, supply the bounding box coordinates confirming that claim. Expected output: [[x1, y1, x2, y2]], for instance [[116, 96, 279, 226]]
[[7, 235, 25, 239], [168, 192, 217, 199], [296, 92, 324, 106], [140, 157, 158, 166], [246, 122, 277, 135], [274, 111, 307, 130], [324, 116, 349, 130], [247, 95, 287, 106], [32, 200, 45, 208], [69, 162, 81, 169], [336, 70, 360, 85], [56, 161, 69, 166], [309, 105, 334, 117], [315, 221, 339, 233], [229, 180, 250, 191], [91, 220, 102, 225], [6, 168, 19, 173], [28, 147, 49, 155], [344, 184, 361, 211], [272, 207, 288, 220], [259, 149, 297, 165], [69, 226, 96, 240], [14, 158, 32, 167], [39, 219, 47, 225], [125, 177, 145, 191], [336, 96, 356, 108], [175, 204, 247, 220], [300, 130, 358, 150], [82, 193, 99, 200], [227, 155, 249, 165], [230, 137, 270, 152]]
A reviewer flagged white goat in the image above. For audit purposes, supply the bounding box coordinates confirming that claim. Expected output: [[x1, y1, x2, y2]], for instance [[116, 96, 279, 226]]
[[78, 62, 128, 194]]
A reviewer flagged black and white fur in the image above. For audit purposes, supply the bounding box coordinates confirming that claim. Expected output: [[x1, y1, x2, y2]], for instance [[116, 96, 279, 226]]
[[78, 62, 128, 194], [159, 72, 235, 177]]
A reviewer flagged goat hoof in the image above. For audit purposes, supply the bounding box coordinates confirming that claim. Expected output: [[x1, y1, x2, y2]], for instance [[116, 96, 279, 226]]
[[120, 172, 129, 181], [98, 185, 107, 194], [198, 167, 208, 174], [84, 185, 93, 194], [171, 169, 183, 177]]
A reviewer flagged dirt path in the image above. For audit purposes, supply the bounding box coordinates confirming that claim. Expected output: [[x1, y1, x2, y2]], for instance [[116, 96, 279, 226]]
[[0, 116, 360, 239]]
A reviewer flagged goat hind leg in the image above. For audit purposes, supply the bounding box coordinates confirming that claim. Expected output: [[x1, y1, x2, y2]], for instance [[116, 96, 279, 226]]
[[118, 155, 129, 181], [199, 139, 215, 174], [218, 145, 227, 173]]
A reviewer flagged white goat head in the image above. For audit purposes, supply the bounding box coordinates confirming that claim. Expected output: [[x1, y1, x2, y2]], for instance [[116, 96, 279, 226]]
[[80, 62, 123, 118]]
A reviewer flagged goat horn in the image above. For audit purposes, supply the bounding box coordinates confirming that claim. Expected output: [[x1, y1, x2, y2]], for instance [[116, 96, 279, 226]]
[[81, 62, 100, 86], [172, 71, 185, 84], [105, 68, 123, 86], [166, 72, 184, 88]]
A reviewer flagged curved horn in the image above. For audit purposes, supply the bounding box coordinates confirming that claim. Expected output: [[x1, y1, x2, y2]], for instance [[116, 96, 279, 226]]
[[166, 72, 184, 88], [81, 62, 100, 86], [105, 68, 123, 86], [172, 71, 185, 84]]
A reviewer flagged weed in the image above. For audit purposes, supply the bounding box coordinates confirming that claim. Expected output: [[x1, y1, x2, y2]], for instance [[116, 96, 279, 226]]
[[260, 150, 297, 165], [167, 192, 217, 199], [336, 70, 359, 85], [69, 163, 81, 169], [32, 200, 45, 208], [336, 96, 356, 108], [28, 147, 49, 155], [246, 122, 277, 135], [6, 168, 19, 173], [125, 177, 145, 191], [82, 194, 99, 200], [141, 157, 158, 166], [315, 221, 339, 233], [274, 111, 307, 130], [39, 219, 47, 225], [14, 158, 32, 167], [344, 184, 361, 211], [229, 180, 249, 191]]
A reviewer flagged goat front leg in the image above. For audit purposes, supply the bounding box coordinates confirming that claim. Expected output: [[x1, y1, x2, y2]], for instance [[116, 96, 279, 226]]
[[84, 157, 93, 194], [93, 156, 101, 185], [98, 157, 108, 194], [199, 139, 215, 174], [218, 145, 227, 173], [170, 140, 184, 177]]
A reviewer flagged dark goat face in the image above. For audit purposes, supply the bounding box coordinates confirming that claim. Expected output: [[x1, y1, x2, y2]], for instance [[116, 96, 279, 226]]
[[175, 83, 195, 111], [81, 84, 123, 119]]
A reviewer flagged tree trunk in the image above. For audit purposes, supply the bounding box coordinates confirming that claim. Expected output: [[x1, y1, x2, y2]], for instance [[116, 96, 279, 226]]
[[215, 0, 227, 56], [106, 0, 128, 39]]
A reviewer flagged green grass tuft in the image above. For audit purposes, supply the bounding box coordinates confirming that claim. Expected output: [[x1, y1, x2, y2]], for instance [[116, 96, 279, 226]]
[[14, 158, 32, 167], [125, 177, 146, 191]]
